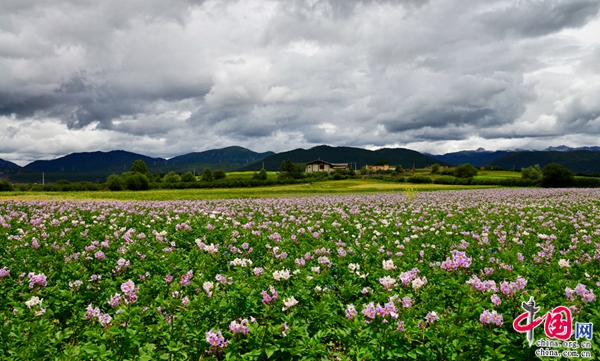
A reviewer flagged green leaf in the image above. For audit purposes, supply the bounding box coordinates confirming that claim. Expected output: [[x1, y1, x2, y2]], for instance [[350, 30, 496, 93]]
[[265, 346, 278, 358]]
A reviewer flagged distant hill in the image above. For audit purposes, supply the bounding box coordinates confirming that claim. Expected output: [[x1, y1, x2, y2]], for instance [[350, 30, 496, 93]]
[[24, 150, 167, 173], [488, 150, 600, 174], [237, 145, 450, 171], [430, 148, 511, 166], [12, 147, 274, 183], [0, 158, 21, 169], [168, 146, 274, 166]]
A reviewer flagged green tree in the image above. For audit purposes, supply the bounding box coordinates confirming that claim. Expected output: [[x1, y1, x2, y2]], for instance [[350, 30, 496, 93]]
[[0, 179, 14, 191], [106, 174, 124, 191], [124, 173, 149, 190], [201, 168, 213, 182], [278, 159, 302, 179], [131, 160, 150, 174], [375, 159, 389, 166], [280, 159, 295, 173], [431, 164, 440, 174], [542, 163, 574, 187], [213, 169, 226, 180], [454, 163, 478, 179], [259, 168, 268, 180], [163, 172, 181, 184], [180, 172, 196, 182], [253, 168, 268, 181], [521, 164, 542, 180]]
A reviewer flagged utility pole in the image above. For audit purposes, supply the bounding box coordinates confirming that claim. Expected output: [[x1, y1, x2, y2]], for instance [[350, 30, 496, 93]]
[[262, 161, 265, 170], [42, 172, 44, 185]]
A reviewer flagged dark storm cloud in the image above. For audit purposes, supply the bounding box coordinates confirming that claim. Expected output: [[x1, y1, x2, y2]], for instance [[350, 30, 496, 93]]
[[1, 0, 600, 164], [481, 0, 600, 38]]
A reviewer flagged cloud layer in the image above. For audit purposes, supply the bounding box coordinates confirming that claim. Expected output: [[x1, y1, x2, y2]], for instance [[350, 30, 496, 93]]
[[1, 0, 600, 164]]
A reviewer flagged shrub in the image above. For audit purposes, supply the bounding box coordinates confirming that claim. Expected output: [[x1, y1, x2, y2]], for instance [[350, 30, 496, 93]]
[[180, 172, 196, 182], [213, 169, 226, 180], [163, 172, 181, 184], [407, 174, 433, 184], [0, 179, 14, 191], [454, 163, 478, 178], [573, 177, 600, 188], [433, 176, 455, 185], [124, 173, 150, 190], [201, 168, 214, 182], [542, 163, 574, 188], [106, 174, 124, 191], [521, 164, 542, 180], [431, 164, 440, 174]]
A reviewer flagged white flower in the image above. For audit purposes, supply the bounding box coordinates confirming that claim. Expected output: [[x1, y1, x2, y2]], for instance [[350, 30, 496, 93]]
[[228, 258, 253, 267], [558, 259, 571, 268], [273, 269, 291, 281], [412, 277, 427, 290], [348, 263, 360, 273], [282, 296, 299, 311], [311, 267, 320, 273], [382, 259, 396, 271], [357, 272, 369, 279], [25, 296, 43, 309], [379, 276, 397, 289], [205, 244, 219, 255]]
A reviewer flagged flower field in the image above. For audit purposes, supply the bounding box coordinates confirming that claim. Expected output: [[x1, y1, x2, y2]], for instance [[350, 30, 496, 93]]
[[1, 188, 600, 360]]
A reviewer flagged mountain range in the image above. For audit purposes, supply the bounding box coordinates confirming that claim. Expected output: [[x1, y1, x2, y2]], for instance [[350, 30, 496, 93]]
[[1, 144, 600, 183], [237, 145, 450, 171]]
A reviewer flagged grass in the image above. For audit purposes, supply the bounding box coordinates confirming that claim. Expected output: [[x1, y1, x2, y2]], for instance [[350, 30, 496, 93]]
[[0, 179, 499, 201], [225, 171, 278, 180], [474, 170, 522, 179]]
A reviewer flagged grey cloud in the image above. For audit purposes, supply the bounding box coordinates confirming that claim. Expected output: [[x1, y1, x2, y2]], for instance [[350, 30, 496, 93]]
[[480, 0, 600, 38], [1, 0, 600, 164]]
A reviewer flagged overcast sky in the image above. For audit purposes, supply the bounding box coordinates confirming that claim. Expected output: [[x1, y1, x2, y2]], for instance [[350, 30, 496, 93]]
[[2, 0, 600, 165]]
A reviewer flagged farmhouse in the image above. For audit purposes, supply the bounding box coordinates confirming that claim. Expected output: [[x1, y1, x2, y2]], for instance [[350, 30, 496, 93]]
[[305, 159, 349, 173]]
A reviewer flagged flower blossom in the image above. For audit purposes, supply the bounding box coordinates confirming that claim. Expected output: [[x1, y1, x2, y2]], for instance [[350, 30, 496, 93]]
[[382, 259, 396, 271], [229, 318, 250, 334], [411, 277, 427, 290], [379, 276, 397, 290], [229, 258, 253, 267], [0, 267, 9, 278], [206, 330, 228, 348], [282, 296, 298, 311], [425, 311, 439, 324], [480, 310, 503, 326], [203, 281, 214, 297], [261, 285, 278, 305], [25, 296, 43, 309], [345, 304, 357, 320], [27, 272, 47, 289], [558, 259, 571, 268], [273, 269, 291, 281]]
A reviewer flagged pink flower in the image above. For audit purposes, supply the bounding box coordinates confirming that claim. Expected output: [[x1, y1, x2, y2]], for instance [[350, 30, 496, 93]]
[[425, 311, 439, 324], [491, 294, 502, 306]]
